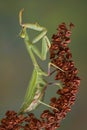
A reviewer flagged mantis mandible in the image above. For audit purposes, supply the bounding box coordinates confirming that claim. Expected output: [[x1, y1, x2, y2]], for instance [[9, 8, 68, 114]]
[[18, 9, 63, 114]]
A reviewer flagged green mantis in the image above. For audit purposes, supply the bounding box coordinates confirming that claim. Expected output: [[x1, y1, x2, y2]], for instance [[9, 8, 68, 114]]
[[19, 9, 62, 114]]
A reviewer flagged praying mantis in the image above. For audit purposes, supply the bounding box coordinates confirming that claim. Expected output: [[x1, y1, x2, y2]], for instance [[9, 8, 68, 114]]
[[18, 9, 63, 114]]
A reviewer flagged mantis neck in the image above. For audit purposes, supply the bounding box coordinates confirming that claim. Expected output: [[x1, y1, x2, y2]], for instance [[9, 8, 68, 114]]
[[24, 32, 39, 67], [28, 47, 38, 67]]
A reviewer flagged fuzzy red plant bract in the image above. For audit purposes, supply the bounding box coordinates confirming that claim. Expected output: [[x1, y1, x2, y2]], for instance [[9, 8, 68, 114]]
[[0, 23, 80, 130]]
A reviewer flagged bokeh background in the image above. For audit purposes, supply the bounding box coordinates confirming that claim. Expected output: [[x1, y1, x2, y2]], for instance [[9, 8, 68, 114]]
[[0, 0, 87, 130]]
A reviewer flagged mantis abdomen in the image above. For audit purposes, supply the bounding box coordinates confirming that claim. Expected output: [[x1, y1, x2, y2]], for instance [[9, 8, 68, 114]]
[[19, 68, 47, 114]]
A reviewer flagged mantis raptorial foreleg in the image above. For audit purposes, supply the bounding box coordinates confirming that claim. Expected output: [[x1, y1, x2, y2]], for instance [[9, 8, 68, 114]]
[[19, 9, 50, 61], [32, 36, 50, 60]]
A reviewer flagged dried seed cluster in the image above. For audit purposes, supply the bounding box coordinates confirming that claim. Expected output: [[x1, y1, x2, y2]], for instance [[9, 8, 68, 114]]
[[0, 23, 80, 130]]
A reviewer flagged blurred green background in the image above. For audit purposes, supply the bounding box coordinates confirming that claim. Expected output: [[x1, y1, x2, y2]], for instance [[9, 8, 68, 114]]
[[0, 0, 87, 130]]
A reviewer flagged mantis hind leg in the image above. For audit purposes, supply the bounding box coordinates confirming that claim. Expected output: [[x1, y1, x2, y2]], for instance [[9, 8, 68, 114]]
[[38, 100, 58, 111]]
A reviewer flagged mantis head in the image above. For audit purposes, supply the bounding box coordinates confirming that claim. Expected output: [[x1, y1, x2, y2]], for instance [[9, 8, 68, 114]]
[[19, 26, 26, 38]]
